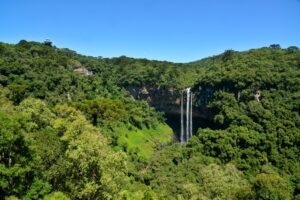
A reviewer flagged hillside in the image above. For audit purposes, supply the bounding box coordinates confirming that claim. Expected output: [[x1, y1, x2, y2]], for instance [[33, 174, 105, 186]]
[[0, 40, 299, 199]]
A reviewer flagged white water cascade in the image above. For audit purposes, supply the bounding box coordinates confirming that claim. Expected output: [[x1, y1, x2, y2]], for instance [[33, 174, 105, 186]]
[[180, 88, 193, 143]]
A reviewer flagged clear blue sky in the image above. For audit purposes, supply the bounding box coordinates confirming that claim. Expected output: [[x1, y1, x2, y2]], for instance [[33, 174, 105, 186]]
[[1, 0, 300, 62]]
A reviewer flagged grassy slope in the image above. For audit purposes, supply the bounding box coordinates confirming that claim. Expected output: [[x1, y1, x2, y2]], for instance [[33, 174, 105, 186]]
[[116, 123, 173, 160]]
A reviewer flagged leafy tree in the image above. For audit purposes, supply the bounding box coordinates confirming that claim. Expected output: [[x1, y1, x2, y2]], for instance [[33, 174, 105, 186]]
[[269, 44, 281, 49], [0, 111, 32, 198], [53, 105, 129, 199], [254, 173, 292, 200], [43, 192, 70, 200]]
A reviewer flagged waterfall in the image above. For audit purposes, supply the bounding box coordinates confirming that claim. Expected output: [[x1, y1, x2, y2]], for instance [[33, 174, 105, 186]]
[[190, 92, 193, 138], [180, 92, 184, 144], [186, 88, 190, 141], [180, 88, 193, 143]]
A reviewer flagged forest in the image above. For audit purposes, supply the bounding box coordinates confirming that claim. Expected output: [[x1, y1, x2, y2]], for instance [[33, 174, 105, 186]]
[[0, 40, 299, 200]]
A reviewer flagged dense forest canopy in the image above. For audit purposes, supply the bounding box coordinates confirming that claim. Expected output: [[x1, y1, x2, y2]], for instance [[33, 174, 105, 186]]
[[0, 40, 299, 199]]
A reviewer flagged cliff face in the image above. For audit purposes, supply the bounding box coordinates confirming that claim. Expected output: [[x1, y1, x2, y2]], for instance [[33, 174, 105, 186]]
[[126, 84, 213, 120], [125, 85, 214, 135], [126, 85, 182, 115]]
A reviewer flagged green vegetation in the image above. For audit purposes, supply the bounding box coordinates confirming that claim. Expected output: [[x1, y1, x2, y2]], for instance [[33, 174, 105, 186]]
[[117, 123, 172, 160], [0, 40, 299, 199]]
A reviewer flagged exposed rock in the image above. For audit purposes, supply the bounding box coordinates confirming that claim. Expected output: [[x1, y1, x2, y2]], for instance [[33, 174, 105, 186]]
[[146, 96, 152, 103], [67, 92, 71, 101], [175, 98, 180, 105], [125, 85, 208, 117], [141, 86, 149, 95], [74, 67, 93, 76], [255, 90, 261, 102], [237, 91, 241, 101]]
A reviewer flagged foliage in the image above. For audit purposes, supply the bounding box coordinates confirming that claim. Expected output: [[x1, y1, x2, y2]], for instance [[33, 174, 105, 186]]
[[254, 173, 292, 200], [0, 40, 299, 199]]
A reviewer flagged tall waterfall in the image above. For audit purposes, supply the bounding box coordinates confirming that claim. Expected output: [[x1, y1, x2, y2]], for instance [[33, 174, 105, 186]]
[[180, 92, 184, 143], [180, 88, 193, 143]]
